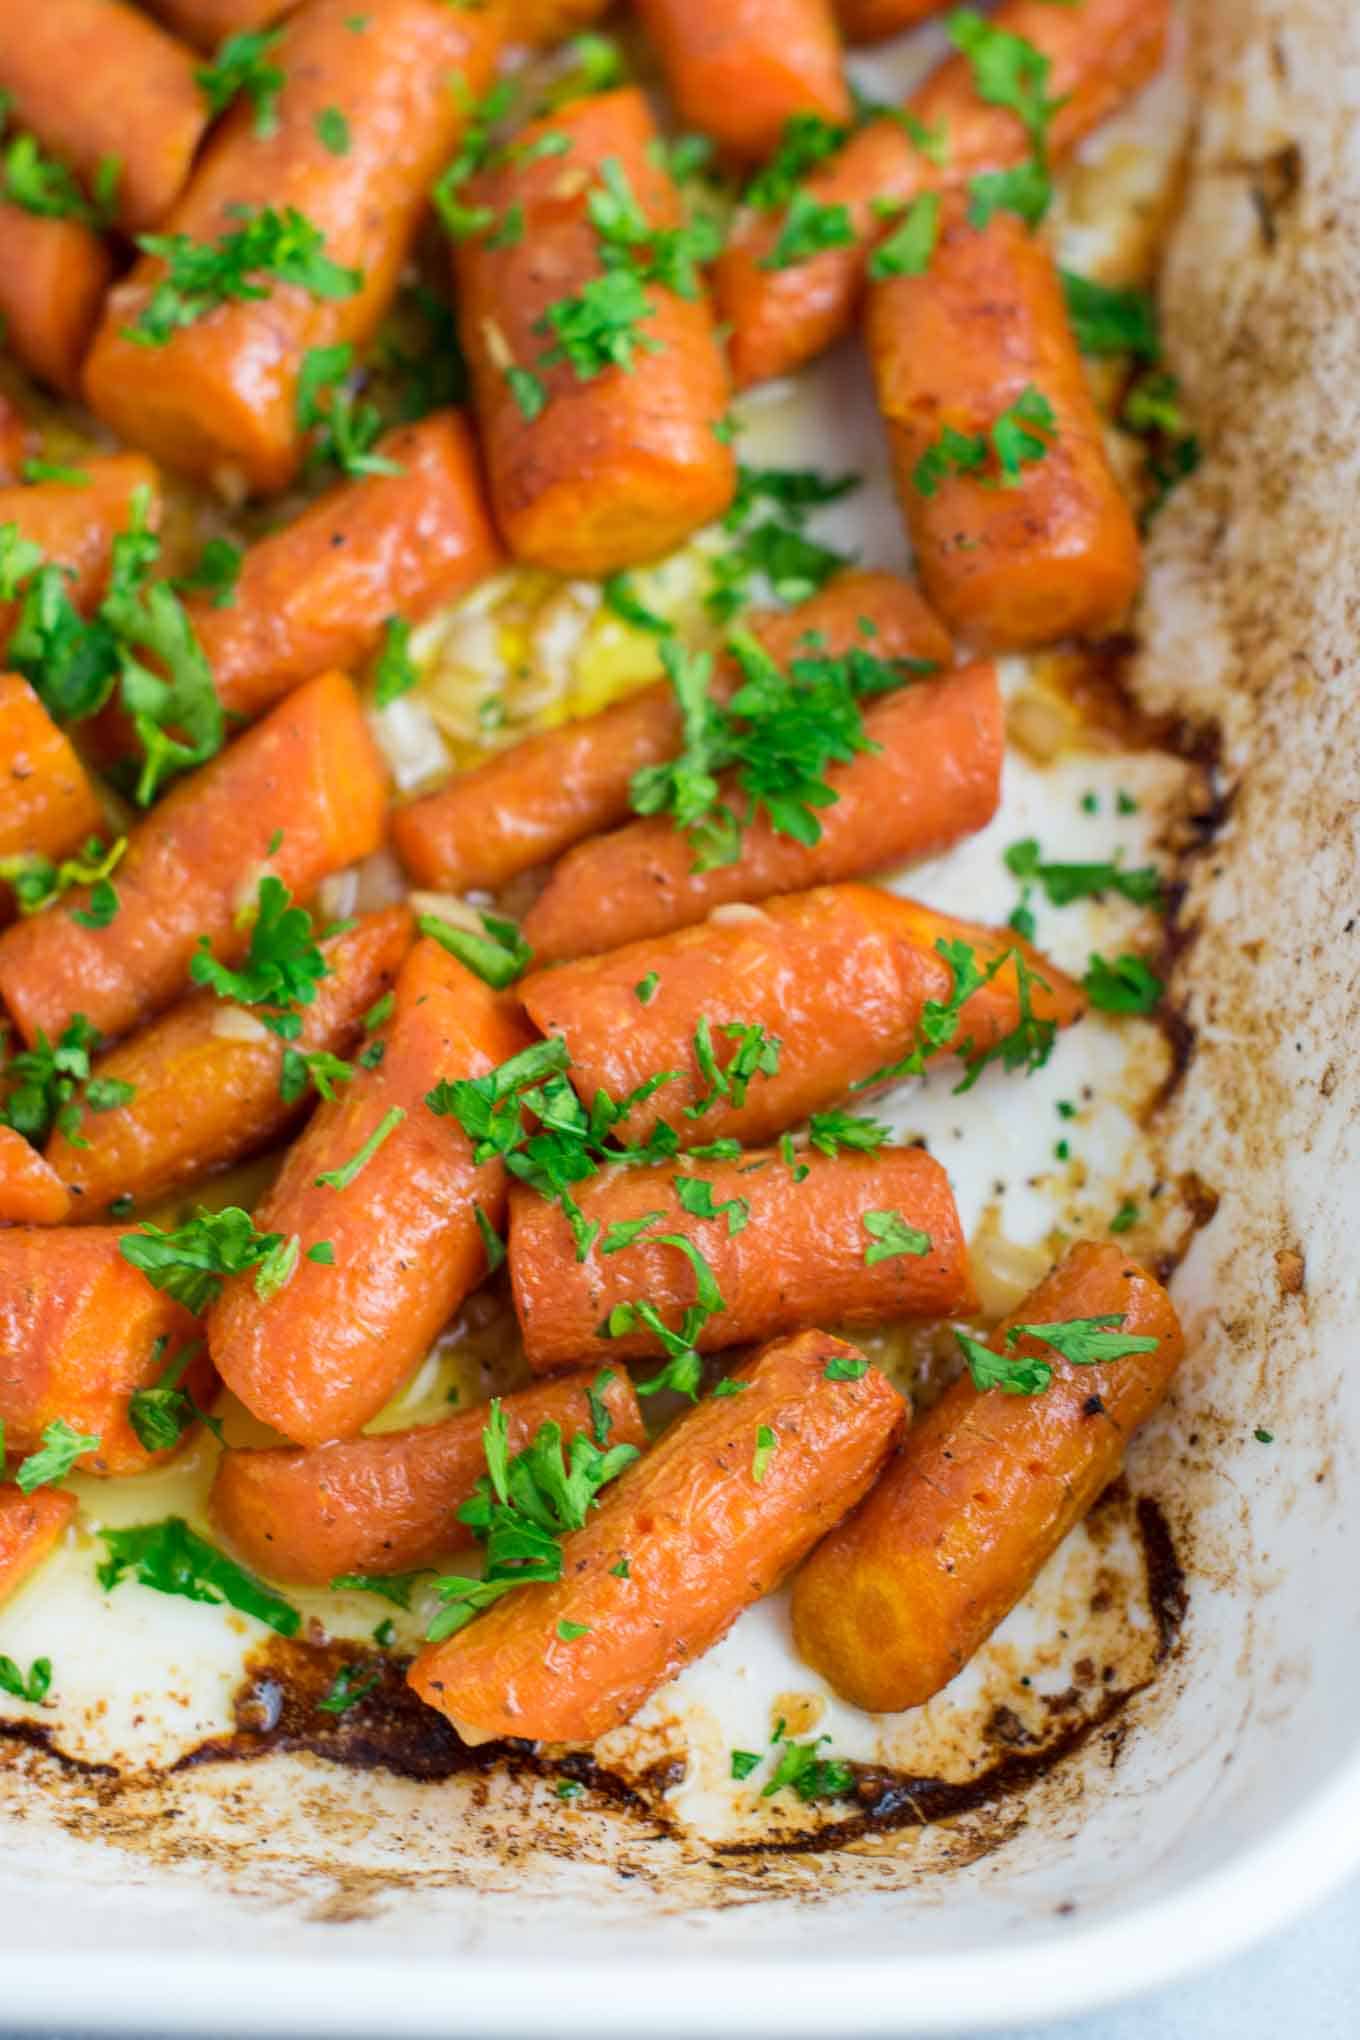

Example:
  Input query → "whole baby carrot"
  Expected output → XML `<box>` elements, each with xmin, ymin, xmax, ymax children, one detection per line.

<box><xmin>0</xmin><ymin>1127</ymin><xmax>71</xmax><ymax>1226</ymax></box>
<box><xmin>0</xmin><ymin>205</ymin><xmax>112</xmax><ymax>396</ymax></box>
<box><xmin>0</xmin><ymin>1485</ymin><xmax>76</xmax><ymax>1604</ymax></box>
<box><xmin>634</xmin><ymin>0</ymin><xmax>852</xmax><ymax>163</ymax></box>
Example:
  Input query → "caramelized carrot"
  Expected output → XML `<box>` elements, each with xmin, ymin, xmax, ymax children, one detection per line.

<box><xmin>0</xmin><ymin>675</ymin><xmax>106</xmax><ymax>884</ymax></box>
<box><xmin>187</xmin><ymin>411</ymin><xmax>502</xmax><ymax>722</ymax></box>
<box><xmin>791</xmin><ymin>1241</ymin><xmax>1185</xmax><ymax>1711</ymax></box>
<box><xmin>0</xmin><ymin>455</ymin><xmax>162</xmax><ymax>641</ymax></box>
<box><xmin>715</xmin><ymin>0</ymin><xmax>1169</xmax><ymax>388</ymax></box>
<box><xmin>391</xmin><ymin>570</ymin><xmax>952</xmax><ymax>894</ymax></box>
<box><xmin>510</xmin><ymin>0</ymin><xmax>611</xmax><ymax>44</ymax></box>
<box><xmin>0</xmin><ymin>1484</ymin><xmax>75</xmax><ymax>1603</ymax></box>
<box><xmin>0</xmin><ymin>1228</ymin><xmax>211</xmax><ymax>1473</ymax></box>
<box><xmin>0</xmin><ymin>0</ymin><xmax>209</xmax><ymax>233</ymax></box>
<box><xmin>44</xmin><ymin>905</ymin><xmax>412</xmax><ymax>1219</ymax></box>
<box><xmin>868</xmin><ymin>206</ymin><xmax>1141</xmax><ymax>649</ymax></box>
<box><xmin>0</xmin><ymin>206</ymin><xmax>112</xmax><ymax>397</ymax></box>
<box><xmin>521</xmin><ymin>660</ymin><xmax>1002</xmax><ymax>962</ymax></box>
<box><xmin>0</xmin><ymin>1128</ymin><xmax>71</xmax><ymax>1226</ymax></box>
<box><xmin>511</xmin><ymin>1146</ymin><xmax>972</xmax><ymax>1374</ymax></box>
<box><xmin>140</xmin><ymin>0</ymin><xmax>298</xmax><ymax>49</ymax></box>
<box><xmin>83</xmin><ymin>0</ymin><xmax>502</xmax><ymax>494</ymax></box>
<box><xmin>0</xmin><ymin>396</ymin><xmax>32</xmax><ymax>483</ymax></box>
<box><xmin>207</xmin><ymin>939</ymin><xmax>531</xmax><ymax>1445</ymax></box>
<box><xmin>834</xmin><ymin>0</ymin><xmax>949</xmax><ymax>41</ymax></box>
<box><xmin>634</xmin><ymin>0</ymin><xmax>852</xmax><ymax>163</ymax></box>
<box><xmin>211</xmin><ymin>1367</ymin><xmax>647</xmax><ymax>1584</ymax></box>
<box><xmin>0</xmin><ymin>669</ymin><xmax>388</xmax><ymax>1047</ymax></box>
<box><xmin>522</xmin><ymin>883</ymin><xmax>1085</xmax><ymax>1149</ymax></box>
<box><xmin>409</xmin><ymin>1328</ymin><xmax>905</xmax><ymax>1744</ymax></box>
<box><xmin>453</xmin><ymin>87</ymin><xmax>735</xmax><ymax>576</ymax></box>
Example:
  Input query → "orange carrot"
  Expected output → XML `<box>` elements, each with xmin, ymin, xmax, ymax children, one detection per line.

<box><xmin>409</xmin><ymin>1327</ymin><xmax>905</xmax><ymax>1745</ymax></box>
<box><xmin>0</xmin><ymin>455</ymin><xmax>162</xmax><ymax>641</ymax></box>
<box><xmin>0</xmin><ymin>1227</ymin><xmax>211</xmax><ymax>1473</ymax></box>
<box><xmin>522</xmin><ymin>882</ymin><xmax>1086</xmax><ymax>1149</ymax></box>
<box><xmin>211</xmin><ymin>1366</ymin><xmax>647</xmax><ymax>1584</ymax></box>
<box><xmin>509</xmin><ymin>0</ymin><xmax>611</xmax><ymax>44</ymax></box>
<box><xmin>0</xmin><ymin>205</ymin><xmax>112</xmax><ymax>397</ymax></box>
<box><xmin>44</xmin><ymin>905</ymin><xmax>412</xmax><ymax>1218</ymax></box>
<box><xmin>140</xmin><ymin>0</ymin><xmax>298</xmax><ymax>49</ymax></box>
<box><xmin>0</xmin><ymin>395</ymin><xmax>32</xmax><ymax>484</ymax></box>
<box><xmin>83</xmin><ymin>0</ymin><xmax>503</xmax><ymax>494</ymax></box>
<box><xmin>0</xmin><ymin>669</ymin><xmax>388</xmax><ymax>1047</ymax></box>
<box><xmin>521</xmin><ymin>659</ymin><xmax>1002</xmax><ymax>962</ymax></box>
<box><xmin>634</xmin><ymin>0</ymin><xmax>852</xmax><ymax>163</ymax></box>
<box><xmin>867</xmin><ymin>205</ymin><xmax>1141</xmax><ymax>649</ymax></box>
<box><xmin>791</xmin><ymin>1241</ymin><xmax>1185</xmax><ymax>1711</ymax></box>
<box><xmin>510</xmin><ymin>1145</ymin><xmax>972</xmax><ymax>1374</ymax></box>
<box><xmin>453</xmin><ymin>87</ymin><xmax>735</xmax><ymax>576</ymax></box>
<box><xmin>0</xmin><ymin>674</ymin><xmax>106</xmax><ymax>893</ymax></box>
<box><xmin>207</xmin><ymin>938</ymin><xmax>531</xmax><ymax>1445</ymax></box>
<box><xmin>0</xmin><ymin>1485</ymin><xmax>76</xmax><ymax>1603</ymax></box>
<box><xmin>0</xmin><ymin>1128</ymin><xmax>71</xmax><ymax>1226</ymax></box>
<box><xmin>391</xmin><ymin>570</ymin><xmax>952</xmax><ymax>895</ymax></box>
<box><xmin>715</xmin><ymin>0</ymin><xmax>1169</xmax><ymax>388</ymax></box>
<box><xmin>834</xmin><ymin>0</ymin><xmax>949</xmax><ymax>41</ymax></box>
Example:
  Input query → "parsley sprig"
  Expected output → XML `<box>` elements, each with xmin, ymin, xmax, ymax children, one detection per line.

<box><xmin>97</xmin><ymin>1517</ymin><xmax>300</xmax><ymax>1636</ymax></box>
<box><xmin>128</xmin><ymin>205</ymin><xmax>361</xmax><ymax>348</ymax></box>
<box><xmin>195</xmin><ymin>28</ymin><xmax>286</xmax><ymax>137</ymax></box>
<box><xmin>189</xmin><ymin>875</ymin><xmax>329</xmax><ymax>1039</ymax></box>
<box><xmin>957</xmin><ymin>1312</ymin><xmax>1159</xmax><ymax>1396</ymax></box>
<box><xmin>118</xmin><ymin>1207</ymin><xmax>297</xmax><ymax>1314</ymax></box>
<box><xmin>0</xmin><ymin>1014</ymin><xmax>130</xmax><ymax>1147</ymax></box>
<box><xmin>854</xmin><ymin>936</ymin><xmax>1057</xmax><ymax>1095</ymax></box>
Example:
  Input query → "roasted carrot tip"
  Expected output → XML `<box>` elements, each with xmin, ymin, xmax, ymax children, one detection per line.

<box><xmin>0</xmin><ymin>1484</ymin><xmax>76</xmax><ymax>1605</ymax></box>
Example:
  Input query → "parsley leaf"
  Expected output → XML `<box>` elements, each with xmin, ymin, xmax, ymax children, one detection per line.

<box><xmin>278</xmin><ymin>1047</ymin><xmax>354</xmax><ymax>1106</ymax></box>
<box><xmin>743</xmin><ymin>113</ymin><xmax>849</xmax><ymax>210</ymax></box>
<box><xmin>913</xmin><ymin>386</ymin><xmax>1056</xmax><ymax>496</ymax></box>
<box><xmin>0</xmin><ymin>1013</ymin><xmax>103</xmax><ymax>1144</ymax></box>
<box><xmin>314</xmin><ymin>1106</ymin><xmax>405</xmax><ymax>1191</ymax></box>
<box><xmin>372</xmin><ymin>613</ymin><xmax>417</xmax><ymax>706</ymax></box>
<box><xmin>957</xmin><ymin>1311</ymin><xmax>1160</xmax><ymax>1396</ymax></box>
<box><xmin>189</xmin><ymin>875</ymin><xmax>328</xmax><ymax>1035</ymax></box>
<box><xmin>97</xmin><ymin>1517</ymin><xmax>300</xmax><ymax>1635</ymax></box>
<box><xmin>0</xmin><ymin>1655</ymin><xmax>51</xmax><ymax>1705</ymax></box>
<box><xmin>0</xmin><ymin>833</ymin><xmax>125</xmax><ymax>920</ymax></box>
<box><xmin>762</xmin><ymin>189</ymin><xmax>853</xmax><ymax>270</ymax></box>
<box><xmin>317</xmin><ymin>1664</ymin><xmax>381</xmax><ymax>1714</ymax></box>
<box><xmin>118</xmin><ymin>1206</ymin><xmax>293</xmax><ymax>1313</ymax></box>
<box><xmin>535</xmin><ymin>266</ymin><xmax>659</xmax><ymax>380</ymax></box>
<box><xmin>418</xmin><ymin>908</ymin><xmax>532</xmax><ymax>990</ymax></box>
<box><xmin>1004</xmin><ymin>839</ymin><xmax>1163</xmax><ymax>910</ymax></box>
<box><xmin>853</xmin><ymin>937</ymin><xmax>1055</xmax><ymax>1094</ymax></box>
<box><xmin>296</xmin><ymin>342</ymin><xmax>400</xmax><ymax>479</ymax></box>
<box><xmin>128</xmin><ymin>1338</ymin><xmax>207</xmax><ymax>1454</ymax></box>
<box><xmin>195</xmin><ymin>27</ymin><xmax>285</xmax><ymax>136</ymax></box>
<box><xmin>862</xmin><ymin>1210</ymin><xmax>931</xmax><ymax>1263</ymax></box>
<box><xmin>806</xmin><ymin>1109</ymin><xmax>889</xmax><ymax>1158</ymax></box>
<box><xmin>176</xmin><ymin>537</ymin><xmax>243</xmax><ymax>607</ymax></box>
<box><xmin>673</xmin><ymin>1174</ymin><xmax>750</xmax><ymax>1235</ymax></box>
<box><xmin>761</xmin><ymin>1730</ymin><xmax>857</xmax><ymax>1804</ymax></box>
<box><xmin>948</xmin><ymin>7</ymin><xmax>1059</xmax><ymax>226</ymax></box>
<box><xmin>329</xmin><ymin>1570</ymin><xmax>432</xmax><ymax>1608</ymax></box>
<box><xmin>824</xmin><ymin>1355</ymin><xmax>869</xmax><ymax>1381</ymax></box>
<box><xmin>688</xmin><ymin>1015</ymin><xmax>782</xmax><ymax>1116</ymax></box>
<box><xmin>1083</xmin><ymin>952</ymin><xmax>1163</xmax><ymax>1014</ymax></box>
<box><xmin>867</xmin><ymin>191</ymin><xmax>940</xmax><ymax>281</ymax></box>
<box><xmin>128</xmin><ymin>206</ymin><xmax>362</xmax><ymax>347</ymax></box>
<box><xmin>1060</xmin><ymin>270</ymin><xmax>1160</xmax><ymax>360</ymax></box>
<box><xmin>751</xmin><ymin>1424</ymin><xmax>777</xmax><ymax>1483</ymax></box>
<box><xmin>15</xmin><ymin>1418</ymin><xmax>100</xmax><ymax>1492</ymax></box>
<box><xmin>315</xmin><ymin>106</ymin><xmax>351</xmax><ymax>156</ymax></box>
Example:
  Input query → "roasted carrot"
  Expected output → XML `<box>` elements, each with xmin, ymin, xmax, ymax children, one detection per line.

<box><xmin>207</xmin><ymin>938</ymin><xmax>531</xmax><ymax>1445</ymax></box>
<box><xmin>0</xmin><ymin>1228</ymin><xmax>211</xmax><ymax>1473</ymax></box>
<box><xmin>453</xmin><ymin>87</ymin><xmax>735</xmax><ymax>576</ymax></box>
<box><xmin>0</xmin><ymin>0</ymin><xmax>209</xmax><ymax>233</ymax></box>
<box><xmin>211</xmin><ymin>1367</ymin><xmax>647</xmax><ymax>1584</ymax></box>
<box><xmin>522</xmin><ymin>883</ymin><xmax>1085</xmax><ymax>1149</ymax></box>
<box><xmin>0</xmin><ymin>1484</ymin><xmax>76</xmax><ymax>1603</ymax></box>
<box><xmin>521</xmin><ymin>659</ymin><xmax>1002</xmax><ymax>962</ymax></box>
<box><xmin>0</xmin><ymin>669</ymin><xmax>388</xmax><ymax>1047</ymax></box>
<box><xmin>83</xmin><ymin>0</ymin><xmax>503</xmax><ymax>495</ymax></box>
<box><xmin>391</xmin><ymin>570</ymin><xmax>952</xmax><ymax>894</ymax></box>
<box><xmin>868</xmin><ymin>206</ymin><xmax>1141</xmax><ymax>649</ymax></box>
<box><xmin>715</xmin><ymin>0</ymin><xmax>1169</xmax><ymax>388</ymax></box>
<box><xmin>834</xmin><ymin>0</ymin><xmax>949</xmax><ymax>41</ymax></box>
<box><xmin>0</xmin><ymin>455</ymin><xmax>162</xmax><ymax>642</ymax></box>
<box><xmin>140</xmin><ymin>0</ymin><xmax>298</xmax><ymax>49</ymax></box>
<box><xmin>0</xmin><ymin>675</ymin><xmax>106</xmax><ymax>883</ymax></box>
<box><xmin>0</xmin><ymin>396</ymin><xmax>32</xmax><ymax>484</ymax></box>
<box><xmin>409</xmin><ymin>1327</ymin><xmax>905</xmax><ymax>1744</ymax></box>
<box><xmin>510</xmin><ymin>0</ymin><xmax>611</xmax><ymax>44</ymax></box>
<box><xmin>44</xmin><ymin>905</ymin><xmax>412</xmax><ymax>1219</ymax></box>
<box><xmin>510</xmin><ymin>1146</ymin><xmax>972</xmax><ymax>1374</ymax></box>
<box><xmin>0</xmin><ymin>206</ymin><xmax>112</xmax><ymax>398</ymax></box>
<box><xmin>791</xmin><ymin>1241</ymin><xmax>1185</xmax><ymax>1711</ymax></box>
<box><xmin>0</xmin><ymin>1128</ymin><xmax>71</xmax><ymax>1227</ymax></box>
<box><xmin>188</xmin><ymin>412</ymin><xmax>502</xmax><ymax>723</ymax></box>
<box><xmin>634</xmin><ymin>0</ymin><xmax>852</xmax><ymax>163</ymax></box>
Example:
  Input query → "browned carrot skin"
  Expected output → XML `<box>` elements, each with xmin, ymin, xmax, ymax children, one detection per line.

<box><xmin>0</xmin><ymin>205</ymin><xmax>112</xmax><ymax>397</ymax></box>
<box><xmin>715</xmin><ymin>0</ymin><xmax>1170</xmax><ymax>389</ymax></box>
<box><xmin>207</xmin><ymin>939</ymin><xmax>531</xmax><ymax>1446</ymax></box>
<box><xmin>834</xmin><ymin>0</ymin><xmax>949</xmax><ymax>41</ymax></box>
<box><xmin>0</xmin><ymin>1128</ymin><xmax>71</xmax><ymax>1226</ymax></box>
<box><xmin>510</xmin><ymin>1145</ymin><xmax>972</xmax><ymax>1374</ymax></box>
<box><xmin>84</xmin><ymin>0</ymin><xmax>503</xmax><ymax>495</ymax></box>
<box><xmin>391</xmin><ymin>570</ymin><xmax>953</xmax><ymax>895</ymax></box>
<box><xmin>409</xmin><ymin>1328</ymin><xmax>905</xmax><ymax>1745</ymax></box>
<box><xmin>0</xmin><ymin>0</ymin><xmax>208</xmax><ymax>233</ymax></box>
<box><xmin>521</xmin><ymin>883</ymin><xmax>1086</xmax><ymax>1150</ymax></box>
<box><xmin>44</xmin><ymin>905</ymin><xmax>412</xmax><ymax>1218</ymax></box>
<box><xmin>521</xmin><ymin>659</ymin><xmax>1002</xmax><ymax>963</ymax></box>
<box><xmin>792</xmin><ymin>1242</ymin><xmax>1185</xmax><ymax>1712</ymax></box>
<box><xmin>0</xmin><ymin>669</ymin><xmax>389</xmax><ymax>1048</ymax></box>
<box><xmin>867</xmin><ymin>207</ymin><xmax>1141</xmax><ymax>650</ymax></box>
<box><xmin>0</xmin><ymin>1485</ymin><xmax>76</xmax><ymax>1602</ymax></box>
<box><xmin>0</xmin><ymin>675</ymin><xmax>106</xmax><ymax>898</ymax></box>
<box><xmin>140</xmin><ymin>0</ymin><xmax>298</xmax><ymax>49</ymax></box>
<box><xmin>0</xmin><ymin>456</ymin><xmax>163</xmax><ymax>643</ymax></box>
<box><xmin>211</xmin><ymin>1367</ymin><xmax>647</xmax><ymax>1585</ymax></box>
<box><xmin>453</xmin><ymin>87</ymin><xmax>736</xmax><ymax>576</ymax></box>
<box><xmin>634</xmin><ymin>0</ymin><xmax>852</xmax><ymax>163</ymax></box>
<box><xmin>0</xmin><ymin>1228</ymin><xmax>211</xmax><ymax>1473</ymax></box>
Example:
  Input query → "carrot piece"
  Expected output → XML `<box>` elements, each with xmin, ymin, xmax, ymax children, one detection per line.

<box><xmin>44</xmin><ymin>905</ymin><xmax>412</xmax><ymax>1219</ymax></box>
<box><xmin>206</xmin><ymin>938</ymin><xmax>532</xmax><ymax>1445</ymax></box>
<box><xmin>0</xmin><ymin>205</ymin><xmax>112</xmax><ymax>397</ymax></box>
<box><xmin>0</xmin><ymin>674</ymin><xmax>106</xmax><ymax>888</ymax></box>
<box><xmin>211</xmin><ymin>1367</ymin><xmax>647</xmax><ymax>1585</ymax></box>
<box><xmin>0</xmin><ymin>0</ymin><xmax>209</xmax><ymax>233</ymax></box>
<box><xmin>0</xmin><ymin>395</ymin><xmax>32</xmax><ymax>484</ymax></box>
<box><xmin>0</xmin><ymin>669</ymin><xmax>389</xmax><ymax>1047</ymax></box>
<box><xmin>0</xmin><ymin>455</ymin><xmax>163</xmax><ymax>643</ymax></box>
<box><xmin>453</xmin><ymin>87</ymin><xmax>735</xmax><ymax>576</ymax></box>
<box><xmin>391</xmin><ymin>570</ymin><xmax>952</xmax><ymax>895</ymax></box>
<box><xmin>139</xmin><ymin>0</ymin><xmax>298</xmax><ymax>50</ymax></box>
<box><xmin>508</xmin><ymin>0</ymin><xmax>612</xmax><ymax>45</ymax></box>
<box><xmin>634</xmin><ymin>0</ymin><xmax>852</xmax><ymax>163</ymax></box>
<box><xmin>0</xmin><ymin>1128</ymin><xmax>71</xmax><ymax>1226</ymax></box>
<box><xmin>0</xmin><ymin>1228</ymin><xmax>211</xmax><ymax>1473</ymax></box>
<box><xmin>0</xmin><ymin>1485</ymin><xmax>75</xmax><ymax>1603</ymax></box>
<box><xmin>715</xmin><ymin>0</ymin><xmax>1170</xmax><ymax>389</ymax></box>
<box><xmin>522</xmin><ymin>882</ymin><xmax>1086</xmax><ymax>1149</ymax></box>
<box><xmin>868</xmin><ymin>207</ymin><xmax>1141</xmax><ymax>650</ymax></box>
<box><xmin>186</xmin><ymin>411</ymin><xmax>502</xmax><ymax>723</ymax></box>
<box><xmin>791</xmin><ymin>1241</ymin><xmax>1185</xmax><ymax>1711</ymax></box>
<box><xmin>83</xmin><ymin>0</ymin><xmax>503</xmax><ymax>495</ymax></box>
<box><xmin>409</xmin><ymin>1327</ymin><xmax>905</xmax><ymax>1744</ymax></box>
<box><xmin>511</xmin><ymin>1145</ymin><xmax>972</xmax><ymax>1375</ymax></box>
<box><xmin>834</xmin><ymin>0</ymin><xmax>949</xmax><ymax>42</ymax></box>
<box><xmin>520</xmin><ymin>659</ymin><xmax>1002</xmax><ymax>963</ymax></box>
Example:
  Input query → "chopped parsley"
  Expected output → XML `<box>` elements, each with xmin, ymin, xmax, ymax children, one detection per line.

<box><xmin>1004</xmin><ymin>839</ymin><xmax>1163</xmax><ymax>911</ymax></box>
<box><xmin>760</xmin><ymin>1728</ymin><xmax>857</xmax><ymax>1804</ymax></box>
<box><xmin>175</xmin><ymin>536</ymin><xmax>242</xmax><ymax>607</ymax></box>
<box><xmin>1060</xmin><ymin>271</ymin><xmax>1160</xmax><ymax>360</ymax></box>
<box><xmin>297</xmin><ymin>342</ymin><xmax>400</xmax><ymax>479</ymax></box>
<box><xmin>556</xmin><ymin>1618</ymin><xmax>590</xmax><ymax>1642</ymax></box>
<box><xmin>743</xmin><ymin>113</ymin><xmax>849</xmax><ymax>211</ymax></box>
<box><xmin>957</xmin><ymin>1312</ymin><xmax>1159</xmax><ymax>1396</ymax></box>
<box><xmin>317</xmin><ymin>1664</ymin><xmax>381</xmax><ymax>1714</ymax></box>
<box><xmin>278</xmin><ymin>1048</ymin><xmax>354</xmax><ymax>1106</ymax></box>
<box><xmin>418</xmin><ymin>908</ymin><xmax>531</xmax><ymax>990</ymax></box>
<box><xmin>673</xmin><ymin>1174</ymin><xmax>750</xmax><ymax>1235</ymax></box>
<box><xmin>0</xmin><ymin>1013</ymin><xmax>106</xmax><ymax>1145</ymax></box>
<box><xmin>688</xmin><ymin>1015</ymin><xmax>782</xmax><ymax>1116</ymax></box>
<box><xmin>1083</xmin><ymin>952</ymin><xmax>1163</xmax><ymax>1014</ymax></box>
<box><xmin>806</xmin><ymin>1109</ymin><xmax>890</xmax><ymax>1158</ymax></box>
<box><xmin>0</xmin><ymin>833</ymin><xmax>125</xmax><ymax>920</ymax></box>
<box><xmin>948</xmin><ymin>7</ymin><xmax>1060</xmax><ymax>227</ymax></box>
<box><xmin>634</xmin><ymin>971</ymin><xmax>660</xmax><ymax>1005</ymax></box>
<box><xmin>314</xmin><ymin>106</ymin><xmax>351</xmax><ymax>156</ymax></box>
<box><xmin>371</xmin><ymin>613</ymin><xmax>417</xmax><ymax>706</ymax></box>
<box><xmin>128</xmin><ymin>206</ymin><xmax>362</xmax><ymax>348</ymax></box>
<box><xmin>1</xmin><ymin>122</ymin><xmax>118</xmax><ymax>227</ymax></box>
<box><xmin>329</xmin><ymin>1569</ymin><xmax>431</xmax><ymax>1608</ymax></box>
<box><xmin>97</xmin><ymin>1517</ymin><xmax>300</xmax><ymax>1635</ymax></box>
<box><xmin>314</xmin><ymin>1106</ymin><xmax>405</xmax><ymax>1191</ymax></box>
<box><xmin>824</xmin><ymin>1355</ymin><xmax>869</xmax><ymax>1381</ymax></box>
<box><xmin>867</xmin><ymin>191</ymin><xmax>940</xmax><ymax>282</ymax></box>
<box><xmin>862</xmin><ymin>1210</ymin><xmax>931</xmax><ymax>1264</ymax></box>
<box><xmin>118</xmin><ymin>1206</ymin><xmax>295</xmax><ymax>1313</ymax></box>
<box><xmin>190</xmin><ymin>875</ymin><xmax>328</xmax><ymax>1038</ymax></box>
<box><xmin>913</xmin><ymin>385</ymin><xmax>1056</xmax><ymax>496</ymax></box>
<box><xmin>128</xmin><ymin>1338</ymin><xmax>208</xmax><ymax>1454</ymax></box>
<box><xmin>0</xmin><ymin>1655</ymin><xmax>51</xmax><ymax>1705</ymax></box>
<box><xmin>606</xmin><ymin>1232</ymin><xmax>726</xmax><ymax>1399</ymax></box>
<box><xmin>751</xmin><ymin>1425</ymin><xmax>777</xmax><ymax>1484</ymax></box>
<box><xmin>14</xmin><ymin>1418</ymin><xmax>100</xmax><ymax>1492</ymax></box>
<box><xmin>854</xmin><ymin>936</ymin><xmax>1056</xmax><ymax>1095</ymax></box>
<box><xmin>195</xmin><ymin>28</ymin><xmax>286</xmax><ymax>136</ymax></box>
<box><xmin>762</xmin><ymin>190</ymin><xmax>853</xmax><ymax>270</ymax></box>
<box><xmin>1109</xmin><ymin>1198</ymin><xmax>1140</xmax><ymax>1234</ymax></box>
